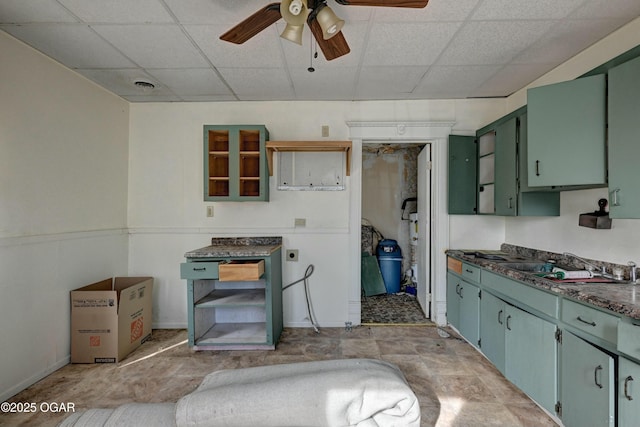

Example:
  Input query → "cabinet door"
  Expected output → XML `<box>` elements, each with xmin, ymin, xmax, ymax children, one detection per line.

<box><xmin>446</xmin><ymin>272</ymin><xmax>461</xmax><ymax>329</ymax></box>
<box><xmin>527</xmin><ymin>74</ymin><xmax>606</xmax><ymax>187</ymax></box>
<box><xmin>608</xmin><ymin>55</ymin><xmax>640</xmax><ymax>218</ymax></box>
<box><xmin>505</xmin><ymin>305</ymin><xmax>557</xmax><ymax>414</ymax></box>
<box><xmin>619</xmin><ymin>357</ymin><xmax>640</xmax><ymax>427</ymax></box>
<box><xmin>479</xmin><ymin>291</ymin><xmax>506</xmax><ymax>373</ymax></box>
<box><xmin>494</xmin><ymin>118</ymin><xmax>517</xmax><ymax>216</ymax></box>
<box><xmin>204</xmin><ymin>125</ymin><xmax>269</xmax><ymax>201</ymax></box>
<box><xmin>448</xmin><ymin>135</ymin><xmax>477</xmax><ymax>214</ymax></box>
<box><xmin>458</xmin><ymin>281</ymin><xmax>479</xmax><ymax>347</ymax></box>
<box><xmin>560</xmin><ymin>331</ymin><xmax>614</xmax><ymax>427</ymax></box>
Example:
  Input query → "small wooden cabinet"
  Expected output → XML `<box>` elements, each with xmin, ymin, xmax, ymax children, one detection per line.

<box><xmin>204</xmin><ymin>125</ymin><xmax>269</xmax><ymax>201</ymax></box>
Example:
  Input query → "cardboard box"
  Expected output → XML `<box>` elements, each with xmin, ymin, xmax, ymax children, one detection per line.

<box><xmin>70</xmin><ymin>277</ymin><xmax>153</xmax><ymax>363</ymax></box>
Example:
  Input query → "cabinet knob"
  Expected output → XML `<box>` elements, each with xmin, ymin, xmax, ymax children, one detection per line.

<box><xmin>535</xmin><ymin>160</ymin><xmax>541</xmax><ymax>176</ymax></box>
<box><xmin>594</xmin><ymin>365</ymin><xmax>603</xmax><ymax>389</ymax></box>
<box><xmin>611</xmin><ymin>188</ymin><xmax>621</xmax><ymax>207</ymax></box>
<box><xmin>625</xmin><ymin>376</ymin><xmax>634</xmax><ymax>401</ymax></box>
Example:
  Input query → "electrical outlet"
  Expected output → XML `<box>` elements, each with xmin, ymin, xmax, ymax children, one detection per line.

<box><xmin>321</xmin><ymin>125</ymin><xmax>329</xmax><ymax>137</ymax></box>
<box><xmin>286</xmin><ymin>249</ymin><xmax>299</xmax><ymax>262</ymax></box>
<box><xmin>206</xmin><ymin>206</ymin><xmax>214</xmax><ymax>217</ymax></box>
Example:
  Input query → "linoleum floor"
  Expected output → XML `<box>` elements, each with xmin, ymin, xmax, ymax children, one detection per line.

<box><xmin>2</xmin><ymin>326</ymin><xmax>559</xmax><ymax>427</ymax></box>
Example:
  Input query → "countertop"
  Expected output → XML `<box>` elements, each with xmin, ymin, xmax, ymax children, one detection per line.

<box><xmin>184</xmin><ymin>237</ymin><xmax>282</xmax><ymax>258</ymax></box>
<box><xmin>447</xmin><ymin>245</ymin><xmax>640</xmax><ymax>321</ymax></box>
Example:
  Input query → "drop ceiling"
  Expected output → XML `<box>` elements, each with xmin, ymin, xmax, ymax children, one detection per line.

<box><xmin>1</xmin><ymin>0</ymin><xmax>639</xmax><ymax>102</ymax></box>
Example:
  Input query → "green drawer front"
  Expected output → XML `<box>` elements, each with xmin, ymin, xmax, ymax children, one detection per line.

<box><xmin>618</xmin><ymin>321</ymin><xmax>640</xmax><ymax>360</ymax></box>
<box><xmin>562</xmin><ymin>299</ymin><xmax>619</xmax><ymax>345</ymax></box>
<box><xmin>482</xmin><ymin>271</ymin><xmax>558</xmax><ymax>318</ymax></box>
<box><xmin>180</xmin><ymin>262</ymin><xmax>219</xmax><ymax>279</ymax></box>
<box><xmin>461</xmin><ymin>263</ymin><xmax>481</xmax><ymax>283</ymax></box>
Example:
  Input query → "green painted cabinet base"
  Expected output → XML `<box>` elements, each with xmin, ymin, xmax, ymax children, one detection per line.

<box><xmin>181</xmin><ymin>249</ymin><xmax>282</xmax><ymax>350</ymax></box>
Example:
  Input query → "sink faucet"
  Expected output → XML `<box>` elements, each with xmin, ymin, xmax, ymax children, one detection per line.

<box><xmin>562</xmin><ymin>252</ymin><xmax>611</xmax><ymax>278</ymax></box>
<box><xmin>629</xmin><ymin>261</ymin><xmax>638</xmax><ymax>283</ymax></box>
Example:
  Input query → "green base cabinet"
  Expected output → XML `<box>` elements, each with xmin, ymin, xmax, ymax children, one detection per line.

<box><xmin>618</xmin><ymin>357</ymin><xmax>640</xmax><ymax>427</ymax></box>
<box><xmin>204</xmin><ymin>125</ymin><xmax>269</xmax><ymax>202</ymax></box>
<box><xmin>527</xmin><ymin>75</ymin><xmax>606</xmax><ymax>188</ymax></box>
<box><xmin>180</xmin><ymin>249</ymin><xmax>282</xmax><ymax>350</ymax></box>
<box><xmin>608</xmin><ymin>55</ymin><xmax>640</xmax><ymax>218</ymax></box>
<box><xmin>446</xmin><ymin>271</ymin><xmax>480</xmax><ymax>347</ymax></box>
<box><xmin>559</xmin><ymin>330</ymin><xmax>614</xmax><ymax>427</ymax></box>
<box><xmin>479</xmin><ymin>291</ymin><xmax>506</xmax><ymax>373</ymax></box>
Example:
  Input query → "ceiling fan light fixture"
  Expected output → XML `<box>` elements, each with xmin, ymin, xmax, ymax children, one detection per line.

<box><xmin>280</xmin><ymin>23</ymin><xmax>304</xmax><ymax>45</ymax></box>
<box><xmin>281</xmin><ymin>0</ymin><xmax>309</xmax><ymax>26</ymax></box>
<box><xmin>315</xmin><ymin>4</ymin><xmax>344</xmax><ymax>40</ymax></box>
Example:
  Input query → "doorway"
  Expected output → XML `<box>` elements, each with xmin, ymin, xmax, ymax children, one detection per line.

<box><xmin>360</xmin><ymin>142</ymin><xmax>432</xmax><ymax>324</ymax></box>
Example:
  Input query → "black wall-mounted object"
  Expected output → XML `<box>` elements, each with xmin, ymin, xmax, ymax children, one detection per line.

<box><xmin>579</xmin><ymin>198</ymin><xmax>612</xmax><ymax>229</ymax></box>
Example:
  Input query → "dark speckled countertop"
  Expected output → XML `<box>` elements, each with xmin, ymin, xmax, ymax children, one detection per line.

<box><xmin>447</xmin><ymin>244</ymin><xmax>640</xmax><ymax>321</ymax></box>
<box><xmin>184</xmin><ymin>237</ymin><xmax>282</xmax><ymax>258</ymax></box>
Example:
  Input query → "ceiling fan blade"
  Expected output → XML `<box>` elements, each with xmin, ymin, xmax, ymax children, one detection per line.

<box><xmin>334</xmin><ymin>0</ymin><xmax>428</xmax><ymax>7</ymax></box>
<box><xmin>220</xmin><ymin>3</ymin><xmax>282</xmax><ymax>44</ymax></box>
<box><xmin>308</xmin><ymin>18</ymin><xmax>350</xmax><ymax>61</ymax></box>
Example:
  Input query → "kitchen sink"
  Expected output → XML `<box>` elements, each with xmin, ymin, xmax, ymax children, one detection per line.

<box><xmin>498</xmin><ymin>262</ymin><xmax>550</xmax><ymax>273</ymax></box>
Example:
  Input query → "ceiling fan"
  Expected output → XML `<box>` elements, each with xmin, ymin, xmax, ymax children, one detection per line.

<box><xmin>220</xmin><ymin>0</ymin><xmax>429</xmax><ymax>61</ymax></box>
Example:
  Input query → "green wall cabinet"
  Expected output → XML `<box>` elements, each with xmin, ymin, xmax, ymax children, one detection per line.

<box><xmin>527</xmin><ymin>75</ymin><xmax>607</xmax><ymax>188</ymax></box>
<box><xmin>448</xmin><ymin>135</ymin><xmax>477</xmax><ymax>214</ymax></box>
<box><xmin>608</xmin><ymin>55</ymin><xmax>640</xmax><ymax>218</ymax></box>
<box><xmin>204</xmin><ymin>125</ymin><xmax>269</xmax><ymax>201</ymax></box>
<box><xmin>560</xmin><ymin>330</ymin><xmax>614</xmax><ymax>427</ymax></box>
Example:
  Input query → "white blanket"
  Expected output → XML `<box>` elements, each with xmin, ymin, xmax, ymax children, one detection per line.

<box><xmin>60</xmin><ymin>359</ymin><xmax>420</xmax><ymax>427</ymax></box>
<box><xmin>176</xmin><ymin>359</ymin><xmax>420</xmax><ymax>427</ymax></box>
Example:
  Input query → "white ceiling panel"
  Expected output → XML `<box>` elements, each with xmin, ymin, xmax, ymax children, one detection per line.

<box><xmin>92</xmin><ymin>24</ymin><xmax>208</xmax><ymax>68</ymax></box>
<box><xmin>186</xmin><ymin>24</ymin><xmax>285</xmax><ymax>68</ymax></box>
<box><xmin>1</xmin><ymin>24</ymin><xmax>136</xmax><ymax>68</ymax></box>
<box><xmin>58</xmin><ymin>0</ymin><xmax>173</xmax><ymax>23</ymax></box>
<box><xmin>362</xmin><ymin>22</ymin><xmax>462</xmax><ymax>66</ymax></box>
<box><xmin>147</xmin><ymin>68</ymin><xmax>232</xmax><ymax>96</ymax></box>
<box><xmin>2</xmin><ymin>0</ymin><xmax>639</xmax><ymax>102</ymax></box>
<box><xmin>0</xmin><ymin>0</ymin><xmax>77</xmax><ymax>23</ymax></box>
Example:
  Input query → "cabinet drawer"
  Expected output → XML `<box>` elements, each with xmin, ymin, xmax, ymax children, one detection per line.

<box><xmin>562</xmin><ymin>299</ymin><xmax>619</xmax><ymax>344</ymax></box>
<box><xmin>219</xmin><ymin>260</ymin><xmax>265</xmax><ymax>281</ymax></box>
<box><xmin>482</xmin><ymin>271</ymin><xmax>558</xmax><ymax>318</ymax></box>
<box><xmin>461</xmin><ymin>263</ymin><xmax>481</xmax><ymax>283</ymax></box>
<box><xmin>618</xmin><ymin>321</ymin><xmax>640</xmax><ymax>360</ymax></box>
<box><xmin>447</xmin><ymin>257</ymin><xmax>462</xmax><ymax>274</ymax></box>
<box><xmin>180</xmin><ymin>262</ymin><xmax>219</xmax><ymax>280</ymax></box>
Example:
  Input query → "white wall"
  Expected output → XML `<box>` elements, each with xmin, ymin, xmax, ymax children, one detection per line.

<box><xmin>503</xmin><ymin>17</ymin><xmax>640</xmax><ymax>265</ymax></box>
<box><xmin>128</xmin><ymin>99</ymin><xmax>505</xmax><ymax>329</ymax></box>
<box><xmin>0</xmin><ymin>33</ymin><xmax>130</xmax><ymax>401</ymax></box>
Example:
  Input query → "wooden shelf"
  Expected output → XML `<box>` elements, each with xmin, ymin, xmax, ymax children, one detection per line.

<box><xmin>266</xmin><ymin>141</ymin><xmax>352</xmax><ymax>176</ymax></box>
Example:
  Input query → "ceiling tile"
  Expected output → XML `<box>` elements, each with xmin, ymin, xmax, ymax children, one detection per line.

<box><xmin>146</xmin><ymin>68</ymin><xmax>232</xmax><ymax>96</ymax></box>
<box><xmin>371</xmin><ymin>0</ymin><xmax>480</xmax><ymax>22</ymax></box>
<box><xmin>92</xmin><ymin>24</ymin><xmax>208</xmax><ymax>68</ymax></box>
<box><xmin>58</xmin><ymin>0</ymin><xmax>173</xmax><ymax>23</ymax></box>
<box><xmin>469</xmin><ymin>63</ymin><xmax>554</xmax><ymax>97</ymax></box>
<box><xmin>513</xmin><ymin>18</ymin><xmax>628</xmax><ymax>65</ymax></box>
<box><xmin>413</xmin><ymin>65</ymin><xmax>503</xmax><ymax>98</ymax></box>
<box><xmin>471</xmin><ymin>0</ymin><xmax>585</xmax><ymax>20</ymax></box>
<box><xmin>217</xmin><ymin>68</ymin><xmax>295</xmax><ymax>101</ymax></box>
<box><xmin>363</xmin><ymin>22</ymin><xmax>462</xmax><ymax>66</ymax></box>
<box><xmin>290</xmin><ymin>66</ymin><xmax>357</xmax><ymax>100</ymax></box>
<box><xmin>164</xmin><ymin>0</ymin><xmax>277</xmax><ymax>25</ymax></box>
<box><xmin>0</xmin><ymin>0</ymin><xmax>77</xmax><ymax>23</ymax></box>
<box><xmin>569</xmin><ymin>0</ymin><xmax>640</xmax><ymax>19</ymax></box>
<box><xmin>185</xmin><ymin>24</ymin><xmax>284</xmax><ymax>68</ymax></box>
<box><xmin>436</xmin><ymin>20</ymin><xmax>555</xmax><ymax>66</ymax></box>
<box><xmin>356</xmin><ymin>66</ymin><xmax>427</xmax><ymax>99</ymax></box>
<box><xmin>75</xmin><ymin>68</ymin><xmax>173</xmax><ymax>96</ymax></box>
<box><xmin>1</xmin><ymin>24</ymin><xmax>135</xmax><ymax>68</ymax></box>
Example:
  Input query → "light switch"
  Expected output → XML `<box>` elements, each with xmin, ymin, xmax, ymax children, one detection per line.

<box><xmin>206</xmin><ymin>206</ymin><xmax>214</xmax><ymax>217</ymax></box>
<box><xmin>321</xmin><ymin>125</ymin><xmax>329</xmax><ymax>137</ymax></box>
<box><xmin>295</xmin><ymin>218</ymin><xmax>306</xmax><ymax>227</ymax></box>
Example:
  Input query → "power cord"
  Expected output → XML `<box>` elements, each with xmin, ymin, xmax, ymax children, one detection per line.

<box><xmin>283</xmin><ymin>265</ymin><xmax>320</xmax><ymax>333</ymax></box>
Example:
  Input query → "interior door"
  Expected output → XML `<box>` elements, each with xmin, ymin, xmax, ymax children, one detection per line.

<box><xmin>417</xmin><ymin>145</ymin><xmax>431</xmax><ymax>316</ymax></box>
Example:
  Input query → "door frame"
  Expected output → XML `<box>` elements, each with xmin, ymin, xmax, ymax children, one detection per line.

<box><xmin>347</xmin><ymin>121</ymin><xmax>454</xmax><ymax>326</ymax></box>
